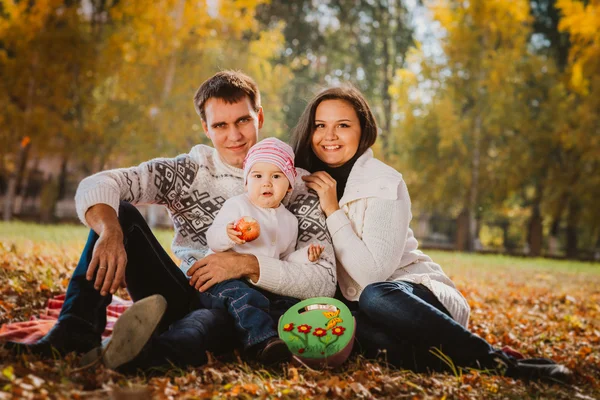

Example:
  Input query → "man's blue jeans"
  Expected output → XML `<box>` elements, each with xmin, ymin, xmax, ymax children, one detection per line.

<box><xmin>57</xmin><ymin>201</ymin><xmax>293</xmax><ymax>367</ymax></box>
<box><xmin>199</xmin><ymin>279</ymin><xmax>298</xmax><ymax>349</ymax></box>
<box><xmin>348</xmin><ymin>281</ymin><xmax>498</xmax><ymax>372</ymax></box>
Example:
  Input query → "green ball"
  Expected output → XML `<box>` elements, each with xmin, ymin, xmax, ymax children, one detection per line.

<box><xmin>278</xmin><ymin>297</ymin><xmax>355</xmax><ymax>368</ymax></box>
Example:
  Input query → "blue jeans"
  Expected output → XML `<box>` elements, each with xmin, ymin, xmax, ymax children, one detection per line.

<box><xmin>58</xmin><ymin>202</ymin><xmax>295</xmax><ymax>368</ymax></box>
<box><xmin>200</xmin><ymin>279</ymin><xmax>298</xmax><ymax>349</ymax></box>
<box><xmin>341</xmin><ymin>281</ymin><xmax>498</xmax><ymax>373</ymax></box>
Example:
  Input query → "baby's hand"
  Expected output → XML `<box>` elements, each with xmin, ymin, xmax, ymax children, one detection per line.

<box><xmin>308</xmin><ymin>244</ymin><xmax>325</xmax><ymax>262</ymax></box>
<box><xmin>227</xmin><ymin>223</ymin><xmax>246</xmax><ymax>245</ymax></box>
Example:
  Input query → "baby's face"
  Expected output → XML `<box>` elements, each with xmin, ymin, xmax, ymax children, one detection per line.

<box><xmin>246</xmin><ymin>162</ymin><xmax>291</xmax><ymax>208</ymax></box>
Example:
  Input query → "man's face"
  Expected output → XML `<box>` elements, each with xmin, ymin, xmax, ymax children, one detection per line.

<box><xmin>201</xmin><ymin>97</ymin><xmax>263</xmax><ymax>169</ymax></box>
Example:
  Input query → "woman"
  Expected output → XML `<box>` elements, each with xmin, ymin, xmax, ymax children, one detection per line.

<box><xmin>290</xmin><ymin>86</ymin><xmax>571</xmax><ymax>381</ymax></box>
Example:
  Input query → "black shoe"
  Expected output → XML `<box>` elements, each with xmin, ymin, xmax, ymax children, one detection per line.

<box><xmin>3</xmin><ymin>318</ymin><xmax>100</xmax><ymax>358</ymax></box>
<box><xmin>251</xmin><ymin>337</ymin><xmax>291</xmax><ymax>366</ymax></box>
<box><xmin>505</xmin><ymin>359</ymin><xmax>572</xmax><ymax>382</ymax></box>
<box><xmin>491</xmin><ymin>352</ymin><xmax>572</xmax><ymax>383</ymax></box>
<box><xmin>80</xmin><ymin>294</ymin><xmax>167</xmax><ymax>371</ymax></box>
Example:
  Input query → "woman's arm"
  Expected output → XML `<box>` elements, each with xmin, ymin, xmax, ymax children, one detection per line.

<box><xmin>327</xmin><ymin>188</ymin><xmax>411</xmax><ymax>288</ymax></box>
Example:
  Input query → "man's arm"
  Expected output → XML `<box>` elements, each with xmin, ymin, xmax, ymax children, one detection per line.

<box><xmin>84</xmin><ymin>204</ymin><xmax>128</xmax><ymax>296</ymax></box>
<box><xmin>74</xmin><ymin>154</ymin><xmax>197</xmax><ymax>228</ymax></box>
<box><xmin>75</xmin><ymin>153</ymin><xmax>199</xmax><ymax>295</ymax></box>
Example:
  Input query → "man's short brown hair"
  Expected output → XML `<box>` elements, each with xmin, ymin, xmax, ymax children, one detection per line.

<box><xmin>193</xmin><ymin>70</ymin><xmax>261</xmax><ymax>121</ymax></box>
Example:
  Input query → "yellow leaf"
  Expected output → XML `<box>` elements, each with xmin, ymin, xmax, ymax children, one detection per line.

<box><xmin>2</xmin><ymin>366</ymin><xmax>14</xmax><ymax>381</ymax></box>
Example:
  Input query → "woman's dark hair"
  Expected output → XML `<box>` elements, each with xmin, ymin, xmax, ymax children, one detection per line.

<box><xmin>289</xmin><ymin>85</ymin><xmax>378</xmax><ymax>172</ymax></box>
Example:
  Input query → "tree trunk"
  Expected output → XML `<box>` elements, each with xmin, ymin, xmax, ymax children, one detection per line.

<box><xmin>527</xmin><ymin>204</ymin><xmax>543</xmax><ymax>257</ymax></box>
<box><xmin>3</xmin><ymin>140</ymin><xmax>31</xmax><ymax>221</ymax></box>
<box><xmin>501</xmin><ymin>220</ymin><xmax>512</xmax><ymax>252</ymax></box>
<box><xmin>380</xmin><ymin>9</ymin><xmax>392</xmax><ymax>159</ymax></box>
<box><xmin>456</xmin><ymin>208</ymin><xmax>470</xmax><ymax>251</ymax></box>
<box><xmin>468</xmin><ymin>113</ymin><xmax>482</xmax><ymax>251</ymax></box>
<box><xmin>565</xmin><ymin>198</ymin><xmax>579</xmax><ymax>259</ymax></box>
<box><xmin>548</xmin><ymin>193</ymin><xmax>567</xmax><ymax>256</ymax></box>
<box><xmin>57</xmin><ymin>154</ymin><xmax>69</xmax><ymax>200</ymax></box>
<box><xmin>39</xmin><ymin>176</ymin><xmax>59</xmax><ymax>224</ymax></box>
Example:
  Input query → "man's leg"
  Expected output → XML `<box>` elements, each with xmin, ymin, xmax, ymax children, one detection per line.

<box><xmin>116</xmin><ymin>202</ymin><xmax>202</xmax><ymax>330</ymax></box>
<box><xmin>5</xmin><ymin>202</ymin><xmax>199</xmax><ymax>356</ymax></box>
<box><xmin>117</xmin><ymin>308</ymin><xmax>238</xmax><ymax>372</ymax></box>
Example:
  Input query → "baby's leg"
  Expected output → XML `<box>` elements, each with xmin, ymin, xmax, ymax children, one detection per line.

<box><xmin>199</xmin><ymin>279</ymin><xmax>276</xmax><ymax>348</ymax></box>
<box><xmin>199</xmin><ymin>279</ymin><xmax>290</xmax><ymax>364</ymax></box>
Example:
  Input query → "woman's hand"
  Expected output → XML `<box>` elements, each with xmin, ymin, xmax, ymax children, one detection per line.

<box><xmin>302</xmin><ymin>171</ymin><xmax>340</xmax><ymax>217</ymax></box>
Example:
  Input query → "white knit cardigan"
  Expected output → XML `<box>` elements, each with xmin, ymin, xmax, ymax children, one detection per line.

<box><xmin>326</xmin><ymin>149</ymin><xmax>471</xmax><ymax>327</ymax></box>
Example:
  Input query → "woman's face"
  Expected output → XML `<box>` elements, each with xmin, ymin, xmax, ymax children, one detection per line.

<box><xmin>311</xmin><ymin>100</ymin><xmax>362</xmax><ymax>168</ymax></box>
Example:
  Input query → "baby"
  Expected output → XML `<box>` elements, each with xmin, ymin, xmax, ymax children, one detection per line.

<box><xmin>203</xmin><ymin>138</ymin><xmax>324</xmax><ymax>365</ymax></box>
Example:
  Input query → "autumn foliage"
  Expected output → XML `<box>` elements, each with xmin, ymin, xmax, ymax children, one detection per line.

<box><xmin>0</xmin><ymin>223</ymin><xmax>599</xmax><ymax>398</ymax></box>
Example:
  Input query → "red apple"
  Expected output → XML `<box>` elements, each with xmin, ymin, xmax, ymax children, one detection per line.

<box><xmin>233</xmin><ymin>216</ymin><xmax>261</xmax><ymax>242</ymax></box>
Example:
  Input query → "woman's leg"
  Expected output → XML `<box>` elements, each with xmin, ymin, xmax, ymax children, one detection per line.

<box><xmin>356</xmin><ymin>281</ymin><xmax>573</xmax><ymax>381</ymax></box>
<box><xmin>357</xmin><ymin>281</ymin><xmax>497</xmax><ymax>370</ymax></box>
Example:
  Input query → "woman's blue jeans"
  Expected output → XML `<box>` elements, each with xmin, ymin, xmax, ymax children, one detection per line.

<box><xmin>348</xmin><ymin>281</ymin><xmax>498</xmax><ymax>372</ymax></box>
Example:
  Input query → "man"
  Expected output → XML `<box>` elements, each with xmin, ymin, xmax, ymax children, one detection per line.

<box><xmin>5</xmin><ymin>71</ymin><xmax>336</xmax><ymax>369</ymax></box>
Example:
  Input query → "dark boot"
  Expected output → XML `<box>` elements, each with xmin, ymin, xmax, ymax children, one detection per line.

<box><xmin>505</xmin><ymin>359</ymin><xmax>572</xmax><ymax>382</ymax></box>
<box><xmin>250</xmin><ymin>337</ymin><xmax>291</xmax><ymax>366</ymax></box>
<box><xmin>3</xmin><ymin>317</ymin><xmax>100</xmax><ymax>357</ymax></box>
<box><xmin>491</xmin><ymin>351</ymin><xmax>572</xmax><ymax>383</ymax></box>
<box><xmin>80</xmin><ymin>294</ymin><xmax>167</xmax><ymax>371</ymax></box>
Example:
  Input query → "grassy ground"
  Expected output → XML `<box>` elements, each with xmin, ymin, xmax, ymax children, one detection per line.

<box><xmin>0</xmin><ymin>221</ymin><xmax>599</xmax><ymax>399</ymax></box>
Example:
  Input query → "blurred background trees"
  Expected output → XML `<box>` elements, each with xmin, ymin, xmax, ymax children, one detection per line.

<box><xmin>0</xmin><ymin>0</ymin><xmax>598</xmax><ymax>260</ymax></box>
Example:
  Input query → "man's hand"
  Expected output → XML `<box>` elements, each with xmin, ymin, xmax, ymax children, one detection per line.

<box><xmin>187</xmin><ymin>252</ymin><xmax>259</xmax><ymax>292</ymax></box>
<box><xmin>86</xmin><ymin>228</ymin><xmax>128</xmax><ymax>296</ymax></box>
<box><xmin>84</xmin><ymin>204</ymin><xmax>127</xmax><ymax>296</ymax></box>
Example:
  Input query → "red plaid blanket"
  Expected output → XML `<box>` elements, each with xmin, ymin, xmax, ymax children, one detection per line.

<box><xmin>0</xmin><ymin>294</ymin><xmax>132</xmax><ymax>344</ymax></box>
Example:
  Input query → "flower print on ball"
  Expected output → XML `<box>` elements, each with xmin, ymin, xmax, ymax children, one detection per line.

<box><xmin>297</xmin><ymin>324</ymin><xmax>312</xmax><ymax>334</ymax></box>
<box><xmin>278</xmin><ymin>297</ymin><xmax>355</xmax><ymax>368</ymax></box>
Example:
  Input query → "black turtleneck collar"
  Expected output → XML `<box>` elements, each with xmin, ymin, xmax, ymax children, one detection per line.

<box><xmin>314</xmin><ymin>153</ymin><xmax>361</xmax><ymax>201</ymax></box>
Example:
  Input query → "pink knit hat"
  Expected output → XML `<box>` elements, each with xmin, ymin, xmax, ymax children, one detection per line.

<box><xmin>243</xmin><ymin>138</ymin><xmax>297</xmax><ymax>186</ymax></box>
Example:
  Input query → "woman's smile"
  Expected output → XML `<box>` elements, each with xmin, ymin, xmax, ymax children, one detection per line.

<box><xmin>322</xmin><ymin>145</ymin><xmax>342</xmax><ymax>151</ymax></box>
<box><xmin>311</xmin><ymin>99</ymin><xmax>361</xmax><ymax>168</ymax></box>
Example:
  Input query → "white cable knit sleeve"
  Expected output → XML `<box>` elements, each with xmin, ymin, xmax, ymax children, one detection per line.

<box><xmin>74</xmin><ymin>155</ymin><xmax>197</xmax><ymax>227</ymax></box>
<box><xmin>327</xmin><ymin>191</ymin><xmax>411</xmax><ymax>288</ymax></box>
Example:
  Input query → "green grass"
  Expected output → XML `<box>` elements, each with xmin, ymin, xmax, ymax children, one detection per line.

<box><xmin>1</xmin><ymin>220</ymin><xmax>598</xmax><ymax>275</ymax></box>
<box><xmin>429</xmin><ymin>249</ymin><xmax>600</xmax><ymax>275</ymax></box>
<box><xmin>0</xmin><ymin>220</ymin><xmax>175</xmax><ymax>252</ymax></box>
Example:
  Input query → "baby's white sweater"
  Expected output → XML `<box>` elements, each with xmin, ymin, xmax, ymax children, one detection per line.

<box><xmin>206</xmin><ymin>193</ymin><xmax>311</xmax><ymax>264</ymax></box>
<box><xmin>74</xmin><ymin>145</ymin><xmax>336</xmax><ymax>299</ymax></box>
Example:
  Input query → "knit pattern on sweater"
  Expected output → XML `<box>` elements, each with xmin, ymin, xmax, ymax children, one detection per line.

<box><xmin>75</xmin><ymin>145</ymin><xmax>336</xmax><ymax>299</ymax></box>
